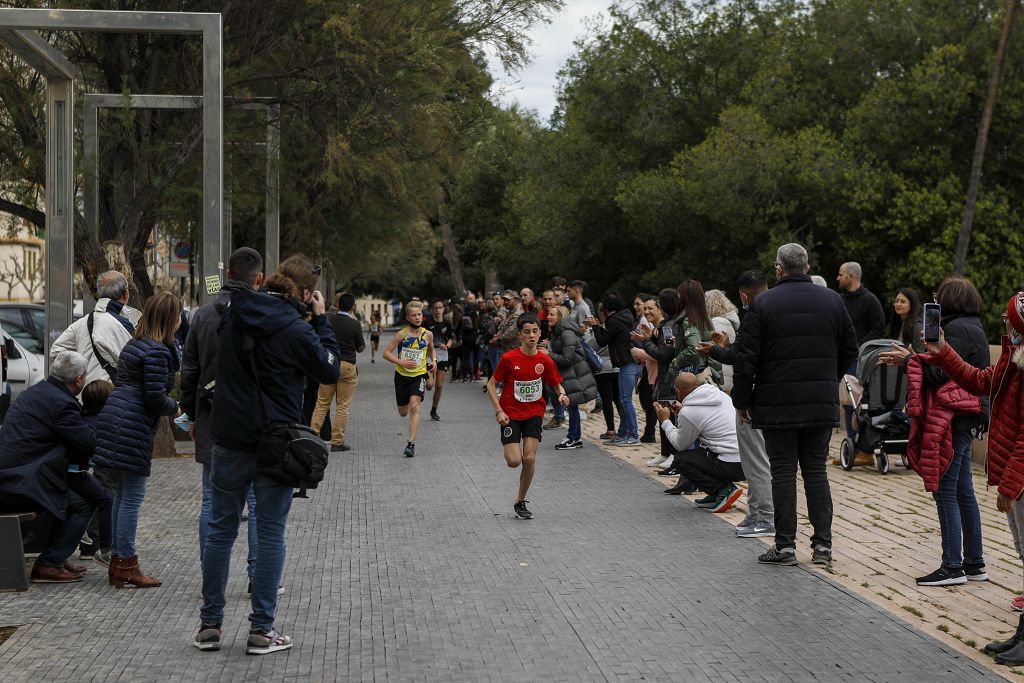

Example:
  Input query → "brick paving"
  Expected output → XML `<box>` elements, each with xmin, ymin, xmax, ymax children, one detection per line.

<box><xmin>0</xmin><ymin>355</ymin><xmax>998</xmax><ymax>681</ymax></box>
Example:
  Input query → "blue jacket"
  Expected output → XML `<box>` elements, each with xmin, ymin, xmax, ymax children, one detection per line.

<box><xmin>0</xmin><ymin>377</ymin><xmax>96</xmax><ymax>519</ymax></box>
<box><xmin>211</xmin><ymin>289</ymin><xmax>340</xmax><ymax>452</ymax></box>
<box><xmin>93</xmin><ymin>338</ymin><xmax>179</xmax><ymax>476</ymax></box>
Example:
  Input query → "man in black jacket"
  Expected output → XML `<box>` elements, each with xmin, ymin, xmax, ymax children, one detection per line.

<box><xmin>0</xmin><ymin>351</ymin><xmax>96</xmax><ymax>583</ymax></box>
<box><xmin>311</xmin><ymin>292</ymin><xmax>365</xmax><ymax>450</ymax></box>
<box><xmin>180</xmin><ymin>246</ymin><xmax>263</xmax><ymax>575</ymax></box>
<box><xmin>837</xmin><ymin>261</ymin><xmax>886</xmax><ymax>347</ymax></box>
<box><xmin>197</xmin><ymin>254</ymin><xmax>339</xmax><ymax>655</ymax></box>
<box><xmin>732</xmin><ymin>244</ymin><xmax>858</xmax><ymax>567</ymax></box>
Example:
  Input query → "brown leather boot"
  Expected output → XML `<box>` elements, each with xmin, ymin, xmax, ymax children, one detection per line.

<box><xmin>111</xmin><ymin>555</ymin><xmax>161</xmax><ymax>589</ymax></box>
<box><xmin>107</xmin><ymin>555</ymin><xmax>120</xmax><ymax>585</ymax></box>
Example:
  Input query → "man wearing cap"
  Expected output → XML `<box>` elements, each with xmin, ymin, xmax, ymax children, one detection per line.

<box><xmin>495</xmin><ymin>292</ymin><xmax>522</xmax><ymax>354</ymax></box>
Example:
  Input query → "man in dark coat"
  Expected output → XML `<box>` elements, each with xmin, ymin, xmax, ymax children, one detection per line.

<box><xmin>836</xmin><ymin>261</ymin><xmax>886</xmax><ymax>439</ymax></box>
<box><xmin>180</xmin><ymin>246</ymin><xmax>263</xmax><ymax>568</ymax></box>
<box><xmin>0</xmin><ymin>351</ymin><xmax>96</xmax><ymax>582</ymax></box>
<box><xmin>732</xmin><ymin>244</ymin><xmax>858</xmax><ymax>567</ymax></box>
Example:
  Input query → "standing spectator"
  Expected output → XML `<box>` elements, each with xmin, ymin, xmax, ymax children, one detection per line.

<box><xmin>733</xmin><ymin>244</ymin><xmax>857</xmax><ymax>566</ymax></box>
<box><xmin>702</xmin><ymin>270</ymin><xmax>776</xmax><ymax>539</ymax></box>
<box><xmin>539</xmin><ymin>289</ymin><xmax>556</xmax><ymax>339</ymax></box>
<box><xmin>634</xmin><ymin>290</ymin><xmax>681</xmax><ymax>465</ymax></box>
<box><xmin>837</xmin><ymin>261</ymin><xmax>886</xmax><ymax>439</ymax></box>
<box><xmin>667</xmin><ymin>280</ymin><xmax>720</xmax><ymax>387</ymax></box>
<box><xmin>704</xmin><ymin>289</ymin><xmax>740</xmax><ymax>392</ymax></box>
<box><xmin>479</xmin><ymin>300</ymin><xmax>500</xmax><ymax>377</ymax></box>
<box><xmin>311</xmin><ymin>292</ymin><xmax>365</xmax><ymax>450</ymax></box>
<box><xmin>0</xmin><ymin>351</ymin><xmax>97</xmax><ymax>583</ymax></box>
<box><xmin>495</xmin><ymin>293</ymin><xmax>522</xmax><ymax>354</ymax></box>
<box><xmin>520</xmin><ymin>287</ymin><xmax>540</xmax><ymax>314</ymax></box>
<box><xmin>889</xmin><ymin>287</ymin><xmax>925</xmax><ymax>352</ymax></box>
<box><xmin>197</xmin><ymin>254</ymin><xmax>339</xmax><ymax>654</ymax></box>
<box><xmin>50</xmin><ymin>270</ymin><xmax>138</xmax><ymax>386</ymax></box>
<box><xmin>180</xmin><ymin>247</ymin><xmax>264</xmax><ymax>573</ymax></box>
<box><xmin>94</xmin><ymin>292</ymin><xmax>183</xmax><ymax>588</ymax></box>
<box><xmin>880</xmin><ymin>276</ymin><xmax>990</xmax><ymax>587</ymax></box>
<box><xmin>457</xmin><ymin>303</ymin><xmax>478</xmax><ymax>381</ymax></box>
<box><xmin>546</xmin><ymin>305</ymin><xmax>598</xmax><ymax>450</ymax></box>
<box><xmin>591</xmin><ymin>291</ymin><xmax>636</xmax><ymax>443</ymax></box>
<box><xmin>633</xmin><ymin>294</ymin><xmax>658</xmax><ymax>443</ymax></box>
<box><xmin>567</xmin><ymin>280</ymin><xmax>593</xmax><ymax>327</ymax></box>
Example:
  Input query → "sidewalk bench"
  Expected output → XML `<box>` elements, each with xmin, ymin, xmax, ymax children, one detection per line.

<box><xmin>0</xmin><ymin>512</ymin><xmax>48</xmax><ymax>591</ymax></box>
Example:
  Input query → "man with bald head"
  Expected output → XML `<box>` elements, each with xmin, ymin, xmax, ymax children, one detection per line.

<box><xmin>50</xmin><ymin>270</ymin><xmax>140</xmax><ymax>386</ymax></box>
<box><xmin>653</xmin><ymin>373</ymin><xmax>744</xmax><ymax>513</ymax></box>
<box><xmin>836</xmin><ymin>261</ymin><xmax>885</xmax><ymax>439</ymax></box>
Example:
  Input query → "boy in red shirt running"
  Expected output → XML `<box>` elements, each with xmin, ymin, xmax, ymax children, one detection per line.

<box><xmin>485</xmin><ymin>313</ymin><xmax>570</xmax><ymax>519</ymax></box>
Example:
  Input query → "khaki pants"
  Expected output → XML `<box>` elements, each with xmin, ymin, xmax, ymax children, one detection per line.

<box><xmin>311</xmin><ymin>361</ymin><xmax>358</xmax><ymax>445</ymax></box>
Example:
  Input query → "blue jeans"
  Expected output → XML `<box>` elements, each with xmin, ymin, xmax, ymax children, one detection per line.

<box><xmin>487</xmin><ymin>345</ymin><xmax>501</xmax><ymax>378</ymax></box>
<box><xmin>567</xmin><ymin>405</ymin><xmax>581</xmax><ymax>442</ymax></box>
<box><xmin>37</xmin><ymin>491</ymin><xmax>94</xmax><ymax>567</ymax></box>
<box><xmin>200</xmin><ymin>464</ymin><xmax>257</xmax><ymax>579</ymax></box>
<box><xmin>111</xmin><ymin>470</ymin><xmax>148</xmax><ymax>557</ymax></box>
<box><xmin>200</xmin><ymin>445</ymin><xmax>293</xmax><ymax>631</ymax></box>
<box><xmin>933</xmin><ymin>427</ymin><xmax>984</xmax><ymax>568</ymax></box>
<box><xmin>617</xmin><ymin>362</ymin><xmax>641</xmax><ymax>438</ymax></box>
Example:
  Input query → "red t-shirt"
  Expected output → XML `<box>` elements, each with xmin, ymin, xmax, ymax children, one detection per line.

<box><xmin>493</xmin><ymin>348</ymin><xmax>563</xmax><ymax>420</ymax></box>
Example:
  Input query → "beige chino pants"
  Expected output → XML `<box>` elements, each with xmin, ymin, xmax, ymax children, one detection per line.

<box><xmin>311</xmin><ymin>361</ymin><xmax>358</xmax><ymax>445</ymax></box>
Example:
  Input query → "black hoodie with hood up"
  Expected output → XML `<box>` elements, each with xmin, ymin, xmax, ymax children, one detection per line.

<box><xmin>211</xmin><ymin>288</ymin><xmax>340</xmax><ymax>452</ymax></box>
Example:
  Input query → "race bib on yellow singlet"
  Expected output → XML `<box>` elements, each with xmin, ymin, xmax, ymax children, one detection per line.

<box><xmin>399</xmin><ymin>346</ymin><xmax>426</xmax><ymax>365</ymax></box>
<box><xmin>513</xmin><ymin>378</ymin><xmax>543</xmax><ymax>403</ymax></box>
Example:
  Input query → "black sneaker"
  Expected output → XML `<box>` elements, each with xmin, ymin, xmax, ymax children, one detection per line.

<box><xmin>403</xmin><ymin>442</ymin><xmax>415</xmax><ymax>458</ymax></box>
<box><xmin>916</xmin><ymin>566</ymin><xmax>967</xmax><ymax>586</ymax></box>
<box><xmin>964</xmin><ymin>563</ymin><xmax>989</xmax><ymax>582</ymax></box>
<box><xmin>554</xmin><ymin>439</ymin><xmax>582</xmax><ymax>450</ymax></box>
<box><xmin>758</xmin><ymin>547</ymin><xmax>798</xmax><ymax>566</ymax></box>
<box><xmin>694</xmin><ymin>493</ymin><xmax>717</xmax><ymax>508</ymax></box>
<box><xmin>430</xmin><ymin>410</ymin><xmax>440</xmax><ymax>421</ymax></box>
<box><xmin>514</xmin><ymin>500</ymin><xmax>533</xmax><ymax>520</ymax></box>
<box><xmin>194</xmin><ymin>623</ymin><xmax>222</xmax><ymax>651</ymax></box>
<box><xmin>78</xmin><ymin>540</ymin><xmax>99</xmax><ymax>558</ymax></box>
<box><xmin>812</xmin><ymin>545</ymin><xmax>832</xmax><ymax>565</ymax></box>
<box><xmin>640</xmin><ymin>435</ymin><xmax>657</xmax><ymax>444</ymax></box>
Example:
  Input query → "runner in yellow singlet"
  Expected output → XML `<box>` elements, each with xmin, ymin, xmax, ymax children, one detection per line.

<box><xmin>382</xmin><ymin>301</ymin><xmax>437</xmax><ymax>457</ymax></box>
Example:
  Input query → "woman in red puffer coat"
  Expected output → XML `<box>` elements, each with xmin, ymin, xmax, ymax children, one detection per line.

<box><xmin>923</xmin><ymin>292</ymin><xmax>1024</xmax><ymax>664</ymax></box>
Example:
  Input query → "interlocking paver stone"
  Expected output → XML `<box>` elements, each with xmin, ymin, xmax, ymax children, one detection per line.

<box><xmin>0</xmin><ymin>355</ymin><xmax>998</xmax><ymax>681</ymax></box>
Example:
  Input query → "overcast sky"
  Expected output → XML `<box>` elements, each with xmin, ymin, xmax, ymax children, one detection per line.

<box><xmin>487</xmin><ymin>1</ymin><xmax>614</xmax><ymax>124</ymax></box>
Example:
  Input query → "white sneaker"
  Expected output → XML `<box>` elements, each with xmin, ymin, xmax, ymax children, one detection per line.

<box><xmin>645</xmin><ymin>456</ymin><xmax>668</xmax><ymax>467</ymax></box>
<box><xmin>660</xmin><ymin>455</ymin><xmax>674</xmax><ymax>469</ymax></box>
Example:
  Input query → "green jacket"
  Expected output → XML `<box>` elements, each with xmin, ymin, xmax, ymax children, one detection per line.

<box><xmin>667</xmin><ymin>313</ymin><xmax>722</xmax><ymax>386</ymax></box>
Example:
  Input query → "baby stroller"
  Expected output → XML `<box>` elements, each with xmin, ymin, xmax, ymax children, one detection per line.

<box><xmin>838</xmin><ymin>339</ymin><xmax>912</xmax><ymax>474</ymax></box>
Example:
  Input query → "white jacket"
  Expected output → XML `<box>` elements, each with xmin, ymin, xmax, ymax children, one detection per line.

<box><xmin>712</xmin><ymin>310</ymin><xmax>741</xmax><ymax>392</ymax></box>
<box><xmin>660</xmin><ymin>383</ymin><xmax>740</xmax><ymax>462</ymax></box>
<box><xmin>49</xmin><ymin>298</ymin><xmax>141</xmax><ymax>386</ymax></box>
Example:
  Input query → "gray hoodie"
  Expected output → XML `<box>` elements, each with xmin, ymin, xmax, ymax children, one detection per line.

<box><xmin>660</xmin><ymin>384</ymin><xmax>740</xmax><ymax>462</ymax></box>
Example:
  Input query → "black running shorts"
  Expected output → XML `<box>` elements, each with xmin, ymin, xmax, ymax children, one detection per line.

<box><xmin>394</xmin><ymin>372</ymin><xmax>428</xmax><ymax>406</ymax></box>
<box><xmin>500</xmin><ymin>416</ymin><xmax>543</xmax><ymax>445</ymax></box>
<box><xmin>435</xmin><ymin>360</ymin><xmax>450</xmax><ymax>371</ymax></box>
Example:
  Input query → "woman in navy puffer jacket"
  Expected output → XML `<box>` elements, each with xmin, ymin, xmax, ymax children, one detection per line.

<box><xmin>94</xmin><ymin>291</ymin><xmax>181</xmax><ymax>588</ymax></box>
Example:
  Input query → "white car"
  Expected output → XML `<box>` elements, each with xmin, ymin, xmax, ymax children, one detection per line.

<box><xmin>3</xmin><ymin>328</ymin><xmax>44</xmax><ymax>403</ymax></box>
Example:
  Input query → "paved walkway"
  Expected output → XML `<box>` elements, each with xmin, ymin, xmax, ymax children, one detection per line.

<box><xmin>0</xmin><ymin>354</ymin><xmax>997</xmax><ymax>681</ymax></box>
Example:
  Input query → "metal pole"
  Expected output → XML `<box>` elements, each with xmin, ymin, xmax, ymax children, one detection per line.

<box><xmin>266</xmin><ymin>104</ymin><xmax>280</xmax><ymax>273</ymax></box>
<box><xmin>202</xmin><ymin>16</ymin><xmax>223</xmax><ymax>301</ymax></box>
<box><xmin>43</xmin><ymin>76</ymin><xmax>74</xmax><ymax>363</ymax></box>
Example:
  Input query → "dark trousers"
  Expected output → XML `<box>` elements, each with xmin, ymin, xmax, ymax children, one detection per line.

<box><xmin>763</xmin><ymin>427</ymin><xmax>834</xmax><ymax>550</ymax></box>
<box><xmin>637</xmin><ymin>370</ymin><xmax>656</xmax><ymax>439</ymax></box>
<box><xmin>67</xmin><ymin>472</ymin><xmax>113</xmax><ymax>549</ymax></box>
<box><xmin>675</xmin><ymin>447</ymin><xmax>745</xmax><ymax>495</ymax></box>
<box><xmin>596</xmin><ymin>373</ymin><xmax>620</xmax><ymax>432</ymax></box>
<box><xmin>303</xmin><ymin>380</ymin><xmax>331</xmax><ymax>440</ymax></box>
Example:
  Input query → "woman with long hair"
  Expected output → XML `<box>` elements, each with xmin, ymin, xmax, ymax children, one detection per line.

<box><xmin>889</xmin><ymin>287</ymin><xmax>924</xmax><ymax>352</ymax></box>
<box><xmin>547</xmin><ymin>304</ymin><xmax>598</xmax><ymax>449</ymax></box>
<box><xmin>705</xmin><ymin>289</ymin><xmax>740</xmax><ymax>392</ymax></box>
<box><xmin>94</xmin><ymin>291</ymin><xmax>182</xmax><ymax>588</ymax></box>
<box><xmin>668</xmin><ymin>280</ymin><xmax>720</xmax><ymax>386</ymax></box>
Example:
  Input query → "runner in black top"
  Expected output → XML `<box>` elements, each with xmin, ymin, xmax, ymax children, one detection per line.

<box><xmin>424</xmin><ymin>299</ymin><xmax>455</xmax><ymax>421</ymax></box>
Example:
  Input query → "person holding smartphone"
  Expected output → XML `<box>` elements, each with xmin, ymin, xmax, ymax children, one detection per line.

<box><xmin>879</xmin><ymin>277</ymin><xmax>990</xmax><ymax>588</ymax></box>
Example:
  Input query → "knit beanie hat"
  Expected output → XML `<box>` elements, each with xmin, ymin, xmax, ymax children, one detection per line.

<box><xmin>1008</xmin><ymin>292</ymin><xmax>1024</xmax><ymax>336</ymax></box>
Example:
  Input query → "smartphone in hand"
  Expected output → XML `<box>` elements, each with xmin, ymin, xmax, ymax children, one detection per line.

<box><xmin>923</xmin><ymin>302</ymin><xmax>941</xmax><ymax>343</ymax></box>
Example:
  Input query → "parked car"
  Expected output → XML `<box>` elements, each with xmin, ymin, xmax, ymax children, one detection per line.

<box><xmin>0</xmin><ymin>303</ymin><xmax>45</xmax><ymax>349</ymax></box>
<box><xmin>0</xmin><ymin>330</ymin><xmax>43</xmax><ymax>423</ymax></box>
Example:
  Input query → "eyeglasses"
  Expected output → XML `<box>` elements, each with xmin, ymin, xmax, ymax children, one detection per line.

<box><xmin>312</xmin><ymin>264</ymin><xmax>322</xmax><ymax>276</ymax></box>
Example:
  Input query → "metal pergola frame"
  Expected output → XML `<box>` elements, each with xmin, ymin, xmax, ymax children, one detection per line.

<box><xmin>0</xmin><ymin>8</ymin><xmax>223</xmax><ymax>359</ymax></box>
<box><xmin>83</xmin><ymin>94</ymin><xmax>281</xmax><ymax>282</ymax></box>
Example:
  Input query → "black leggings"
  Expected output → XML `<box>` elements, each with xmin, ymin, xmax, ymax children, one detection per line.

<box><xmin>637</xmin><ymin>369</ymin><xmax>657</xmax><ymax>440</ymax></box>
<box><xmin>68</xmin><ymin>472</ymin><xmax>113</xmax><ymax>550</ymax></box>
<box><xmin>596</xmin><ymin>373</ymin><xmax>620</xmax><ymax>432</ymax></box>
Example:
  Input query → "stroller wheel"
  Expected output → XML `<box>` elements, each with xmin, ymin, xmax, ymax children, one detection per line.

<box><xmin>901</xmin><ymin>454</ymin><xmax>910</xmax><ymax>469</ymax></box>
<box><xmin>876</xmin><ymin>453</ymin><xmax>889</xmax><ymax>475</ymax></box>
<box><xmin>839</xmin><ymin>438</ymin><xmax>856</xmax><ymax>471</ymax></box>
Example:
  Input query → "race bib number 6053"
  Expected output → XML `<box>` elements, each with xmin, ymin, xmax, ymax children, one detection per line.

<box><xmin>513</xmin><ymin>379</ymin><xmax>543</xmax><ymax>403</ymax></box>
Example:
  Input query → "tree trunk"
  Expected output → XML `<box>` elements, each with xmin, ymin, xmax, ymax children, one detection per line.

<box><xmin>955</xmin><ymin>0</ymin><xmax>1019</xmax><ymax>274</ymax></box>
<box><xmin>436</xmin><ymin>185</ymin><xmax>466</xmax><ymax>296</ymax></box>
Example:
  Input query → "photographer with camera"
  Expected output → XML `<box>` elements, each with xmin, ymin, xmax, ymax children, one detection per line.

<box><xmin>196</xmin><ymin>254</ymin><xmax>340</xmax><ymax>655</ymax></box>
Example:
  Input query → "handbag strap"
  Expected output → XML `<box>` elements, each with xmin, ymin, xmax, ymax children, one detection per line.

<box><xmin>242</xmin><ymin>334</ymin><xmax>273</xmax><ymax>427</ymax></box>
<box><xmin>87</xmin><ymin>312</ymin><xmax>119</xmax><ymax>382</ymax></box>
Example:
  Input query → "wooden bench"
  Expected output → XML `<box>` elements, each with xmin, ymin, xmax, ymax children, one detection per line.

<box><xmin>0</xmin><ymin>511</ymin><xmax>51</xmax><ymax>591</ymax></box>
